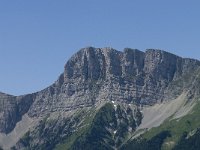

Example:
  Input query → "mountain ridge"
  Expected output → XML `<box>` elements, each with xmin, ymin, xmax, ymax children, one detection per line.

<box><xmin>1</xmin><ymin>47</ymin><xmax>199</xmax><ymax>97</ymax></box>
<box><xmin>1</xmin><ymin>47</ymin><xmax>200</xmax><ymax>149</ymax></box>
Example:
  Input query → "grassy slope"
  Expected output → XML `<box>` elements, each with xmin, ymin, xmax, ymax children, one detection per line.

<box><xmin>55</xmin><ymin>103</ymin><xmax>117</xmax><ymax>150</ymax></box>
<box><xmin>55</xmin><ymin>99</ymin><xmax>200</xmax><ymax>150</ymax></box>
<box><xmin>55</xmin><ymin>103</ymin><xmax>141</xmax><ymax>150</ymax></box>
<box><xmin>173</xmin><ymin>128</ymin><xmax>200</xmax><ymax>150</ymax></box>
<box><xmin>54</xmin><ymin>108</ymin><xmax>97</xmax><ymax>150</ymax></box>
<box><xmin>142</xmin><ymin>101</ymin><xmax>200</xmax><ymax>150</ymax></box>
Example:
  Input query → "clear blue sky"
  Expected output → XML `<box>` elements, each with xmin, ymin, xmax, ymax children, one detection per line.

<box><xmin>0</xmin><ymin>0</ymin><xmax>200</xmax><ymax>95</ymax></box>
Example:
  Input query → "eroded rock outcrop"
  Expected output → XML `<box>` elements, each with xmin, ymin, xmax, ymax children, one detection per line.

<box><xmin>1</xmin><ymin>47</ymin><xmax>200</xmax><ymax>149</ymax></box>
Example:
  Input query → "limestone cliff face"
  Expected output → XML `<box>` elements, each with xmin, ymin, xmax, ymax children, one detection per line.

<box><xmin>0</xmin><ymin>93</ymin><xmax>34</xmax><ymax>134</ymax></box>
<box><xmin>0</xmin><ymin>47</ymin><xmax>200</xmax><ymax>135</ymax></box>
<box><xmin>56</xmin><ymin>47</ymin><xmax>200</xmax><ymax>106</ymax></box>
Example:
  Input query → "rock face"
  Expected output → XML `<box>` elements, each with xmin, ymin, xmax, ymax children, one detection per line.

<box><xmin>0</xmin><ymin>93</ymin><xmax>34</xmax><ymax>134</ymax></box>
<box><xmin>0</xmin><ymin>47</ymin><xmax>200</xmax><ymax>149</ymax></box>
<box><xmin>61</xmin><ymin>47</ymin><xmax>200</xmax><ymax>106</ymax></box>
<box><xmin>1</xmin><ymin>47</ymin><xmax>200</xmax><ymax>132</ymax></box>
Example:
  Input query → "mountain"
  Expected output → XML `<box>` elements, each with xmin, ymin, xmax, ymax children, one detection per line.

<box><xmin>0</xmin><ymin>47</ymin><xmax>200</xmax><ymax>150</ymax></box>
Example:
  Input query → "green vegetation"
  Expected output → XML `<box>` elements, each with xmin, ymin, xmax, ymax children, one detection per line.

<box><xmin>121</xmin><ymin>100</ymin><xmax>200</xmax><ymax>150</ymax></box>
<box><xmin>70</xmin><ymin>103</ymin><xmax>116</xmax><ymax>150</ymax></box>
<box><xmin>55</xmin><ymin>108</ymin><xmax>98</xmax><ymax>150</ymax></box>
<box><xmin>55</xmin><ymin>103</ymin><xmax>116</xmax><ymax>150</ymax></box>
<box><xmin>18</xmin><ymin>100</ymin><xmax>200</xmax><ymax>150</ymax></box>
<box><xmin>173</xmin><ymin>129</ymin><xmax>200</xmax><ymax>150</ymax></box>
<box><xmin>140</xmin><ymin>101</ymin><xmax>200</xmax><ymax>150</ymax></box>
<box><xmin>18</xmin><ymin>131</ymin><xmax>31</xmax><ymax>148</ymax></box>
<box><xmin>56</xmin><ymin>103</ymin><xmax>142</xmax><ymax>150</ymax></box>
<box><xmin>121</xmin><ymin>131</ymin><xmax>171</xmax><ymax>150</ymax></box>
<box><xmin>17</xmin><ymin>108</ymin><xmax>94</xmax><ymax>150</ymax></box>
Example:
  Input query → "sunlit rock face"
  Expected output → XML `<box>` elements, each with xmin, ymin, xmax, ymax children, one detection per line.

<box><xmin>1</xmin><ymin>47</ymin><xmax>200</xmax><ymax>135</ymax></box>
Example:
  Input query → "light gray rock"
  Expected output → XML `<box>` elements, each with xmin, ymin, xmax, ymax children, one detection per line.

<box><xmin>1</xmin><ymin>47</ymin><xmax>200</xmax><ymax>135</ymax></box>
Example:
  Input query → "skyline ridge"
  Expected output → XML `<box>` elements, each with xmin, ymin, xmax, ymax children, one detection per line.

<box><xmin>1</xmin><ymin>47</ymin><xmax>199</xmax><ymax>96</ymax></box>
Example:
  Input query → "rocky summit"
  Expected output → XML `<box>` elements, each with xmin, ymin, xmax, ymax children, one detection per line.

<box><xmin>1</xmin><ymin>47</ymin><xmax>200</xmax><ymax>150</ymax></box>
